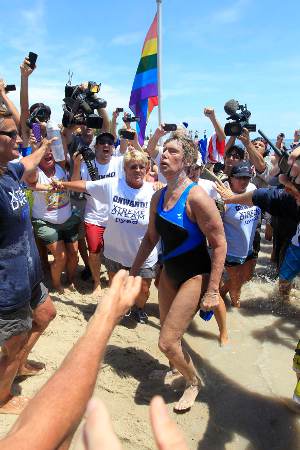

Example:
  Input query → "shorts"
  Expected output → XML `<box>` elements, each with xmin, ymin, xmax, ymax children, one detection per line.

<box><xmin>279</xmin><ymin>243</ymin><xmax>300</xmax><ymax>282</ymax></box>
<box><xmin>71</xmin><ymin>195</ymin><xmax>86</xmax><ymax>240</ymax></box>
<box><xmin>103</xmin><ymin>257</ymin><xmax>157</xmax><ymax>279</ymax></box>
<box><xmin>0</xmin><ymin>282</ymin><xmax>49</xmax><ymax>346</ymax></box>
<box><xmin>32</xmin><ymin>214</ymin><xmax>80</xmax><ymax>246</ymax></box>
<box><xmin>225</xmin><ymin>252</ymin><xmax>256</xmax><ymax>267</ymax></box>
<box><xmin>85</xmin><ymin>223</ymin><xmax>106</xmax><ymax>253</ymax></box>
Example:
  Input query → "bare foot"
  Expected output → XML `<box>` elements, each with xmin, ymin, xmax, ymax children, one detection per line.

<box><xmin>17</xmin><ymin>360</ymin><xmax>45</xmax><ymax>377</ymax></box>
<box><xmin>91</xmin><ymin>285</ymin><xmax>102</xmax><ymax>299</ymax></box>
<box><xmin>174</xmin><ymin>382</ymin><xmax>200</xmax><ymax>413</ymax></box>
<box><xmin>0</xmin><ymin>395</ymin><xmax>30</xmax><ymax>415</ymax></box>
<box><xmin>149</xmin><ymin>369</ymin><xmax>184</xmax><ymax>385</ymax></box>
<box><xmin>219</xmin><ymin>333</ymin><xmax>229</xmax><ymax>347</ymax></box>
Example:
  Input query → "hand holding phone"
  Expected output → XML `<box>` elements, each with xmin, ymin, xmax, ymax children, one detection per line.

<box><xmin>119</xmin><ymin>129</ymin><xmax>135</xmax><ymax>140</ymax></box>
<box><xmin>27</xmin><ymin>52</ymin><xmax>38</xmax><ymax>69</ymax></box>
<box><xmin>162</xmin><ymin>124</ymin><xmax>177</xmax><ymax>132</ymax></box>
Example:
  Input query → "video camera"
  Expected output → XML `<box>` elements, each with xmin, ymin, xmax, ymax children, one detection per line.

<box><xmin>69</xmin><ymin>139</ymin><xmax>99</xmax><ymax>181</ymax></box>
<box><xmin>122</xmin><ymin>114</ymin><xmax>140</xmax><ymax>123</ymax></box>
<box><xmin>224</xmin><ymin>99</ymin><xmax>256</xmax><ymax>136</ymax></box>
<box><xmin>26</xmin><ymin>103</ymin><xmax>51</xmax><ymax>128</ymax></box>
<box><xmin>62</xmin><ymin>81</ymin><xmax>106</xmax><ymax>129</ymax></box>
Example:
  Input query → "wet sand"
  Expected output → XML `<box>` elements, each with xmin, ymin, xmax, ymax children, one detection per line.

<box><xmin>0</xmin><ymin>235</ymin><xmax>299</xmax><ymax>449</ymax></box>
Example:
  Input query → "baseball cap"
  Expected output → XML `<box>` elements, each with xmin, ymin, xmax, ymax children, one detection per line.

<box><xmin>230</xmin><ymin>161</ymin><xmax>252</xmax><ymax>178</ymax></box>
<box><xmin>96</xmin><ymin>132</ymin><xmax>115</xmax><ymax>145</ymax></box>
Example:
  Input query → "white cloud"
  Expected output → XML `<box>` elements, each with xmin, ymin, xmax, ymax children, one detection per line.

<box><xmin>111</xmin><ymin>32</ymin><xmax>143</xmax><ymax>46</ymax></box>
<box><xmin>211</xmin><ymin>0</ymin><xmax>249</xmax><ymax>24</ymax></box>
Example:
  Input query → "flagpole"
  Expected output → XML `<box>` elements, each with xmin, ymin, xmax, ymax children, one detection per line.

<box><xmin>157</xmin><ymin>0</ymin><xmax>162</xmax><ymax>125</ymax></box>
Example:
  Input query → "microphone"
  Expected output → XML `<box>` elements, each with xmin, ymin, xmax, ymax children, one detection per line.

<box><xmin>224</xmin><ymin>99</ymin><xmax>240</xmax><ymax>116</ymax></box>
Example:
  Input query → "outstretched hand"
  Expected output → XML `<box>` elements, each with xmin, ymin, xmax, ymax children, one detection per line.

<box><xmin>214</xmin><ymin>180</ymin><xmax>233</xmax><ymax>202</ymax></box>
<box><xmin>95</xmin><ymin>270</ymin><xmax>142</xmax><ymax>323</ymax></box>
<box><xmin>81</xmin><ymin>396</ymin><xmax>189</xmax><ymax>450</ymax></box>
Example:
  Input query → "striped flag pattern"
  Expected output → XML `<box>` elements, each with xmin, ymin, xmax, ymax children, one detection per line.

<box><xmin>129</xmin><ymin>14</ymin><xmax>159</xmax><ymax>145</ymax></box>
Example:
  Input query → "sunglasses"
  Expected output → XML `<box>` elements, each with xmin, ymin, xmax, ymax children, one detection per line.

<box><xmin>97</xmin><ymin>139</ymin><xmax>114</xmax><ymax>146</ymax></box>
<box><xmin>0</xmin><ymin>130</ymin><xmax>18</xmax><ymax>139</ymax></box>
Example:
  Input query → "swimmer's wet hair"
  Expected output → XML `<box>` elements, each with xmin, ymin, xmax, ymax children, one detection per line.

<box><xmin>164</xmin><ymin>132</ymin><xmax>198</xmax><ymax>165</ymax></box>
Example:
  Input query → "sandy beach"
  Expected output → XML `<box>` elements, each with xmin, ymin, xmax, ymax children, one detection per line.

<box><xmin>0</xmin><ymin>237</ymin><xmax>299</xmax><ymax>450</ymax></box>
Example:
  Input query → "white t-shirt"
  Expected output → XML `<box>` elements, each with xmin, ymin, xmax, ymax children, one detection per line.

<box><xmin>153</xmin><ymin>148</ymin><xmax>167</xmax><ymax>184</ymax></box>
<box><xmin>198</xmin><ymin>179</ymin><xmax>220</xmax><ymax>200</ymax></box>
<box><xmin>32</xmin><ymin>165</ymin><xmax>71</xmax><ymax>224</ymax></box>
<box><xmin>86</xmin><ymin>178</ymin><xmax>157</xmax><ymax>268</ymax></box>
<box><xmin>81</xmin><ymin>156</ymin><xmax>124</xmax><ymax>226</ymax></box>
<box><xmin>223</xmin><ymin>183</ymin><xmax>260</xmax><ymax>258</ymax></box>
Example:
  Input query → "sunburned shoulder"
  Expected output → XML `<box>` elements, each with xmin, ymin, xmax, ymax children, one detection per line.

<box><xmin>189</xmin><ymin>184</ymin><xmax>212</xmax><ymax>201</ymax></box>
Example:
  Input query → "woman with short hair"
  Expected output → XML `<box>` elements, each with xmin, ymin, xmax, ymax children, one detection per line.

<box><xmin>52</xmin><ymin>149</ymin><xmax>158</xmax><ymax>323</ymax></box>
<box><xmin>130</xmin><ymin>132</ymin><xmax>227</xmax><ymax>412</ymax></box>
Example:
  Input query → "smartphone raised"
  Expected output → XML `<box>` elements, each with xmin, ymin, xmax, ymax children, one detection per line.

<box><xmin>5</xmin><ymin>85</ymin><xmax>16</xmax><ymax>93</ymax></box>
<box><xmin>32</xmin><ymin>123</ymin><xmax>42</xmax><ymax>143</ymax></box>
<box><xmin>116</xmin><ymin>108</ymin><xmax>124</xmax><ymax>113</ymax></box>
<box><xmin>119</xmin><ymin>129</ymin><xmax>135</xmax><ymax>140</ymax></box>
<box><xmin>163</xmin><ymin>124</ymin><xmax>177</xmax><ymax>132</ymax></box>
<box><xmin>28</xmin><ymin>52</ymin><xmax>38</xmax><ymax>69</ymax></box>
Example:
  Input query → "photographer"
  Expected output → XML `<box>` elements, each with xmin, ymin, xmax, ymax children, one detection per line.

<box><xmin>0</xmin><ymin>114</ymin><xmax>56</xmax><ymax>414</ymax></box>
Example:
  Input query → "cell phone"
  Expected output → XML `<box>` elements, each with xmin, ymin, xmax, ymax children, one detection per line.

<box><xmin>5</xmin><ymin>84</ymin><xmax>16</xmax><ymax>93</ymax></box>
<box><xmin>32</xmin><ymin>123</ymin><xmax>42</xmax><ymax>143</ymax></box>
<box><xmin>28</xmin><ymin>52</ymin><xmax>38</xmax><ymax>69</ymax></box>
<box><xmin>116</xmin><ymin>107</ymin><xmax>124</xmax><ymax>113</ymax></box>
<box><xmin>163</xmin><ymin>124</ymin><xmax>177</xmax><ymax>132</ymax></box>
<box><xmin>119</xmin><ymin>129</ymin><xmax>135</xmax><ymax>140</ymax></box>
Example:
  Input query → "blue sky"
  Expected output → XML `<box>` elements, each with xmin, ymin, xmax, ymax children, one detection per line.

<box><xmin>0</xmin><ymin>0</ymin><xmax>299</xmax><ymax>138</ymax></box>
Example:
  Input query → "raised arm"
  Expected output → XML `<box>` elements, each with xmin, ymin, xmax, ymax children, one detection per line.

<box><xmin>238</xmin><ymin>128</ymin><xmax>265</xmax><ymax>173</ymax></box>
<box><xmin>21</xmin><ymin>137</ymin><xmax>57</xmax><ymax>180</ymax></box>
<box><xmin>146</xmin><ymin>125</ymin><xmax>168</xmax><ymax>159</ymax></box>
<box><xmin>204</xmin><ymin>107</ymin><xmax>226</xmax><ymax>142</ymax></box>
<box><xmin>0</xmin><ymin>80</ymin><xmax>20</xmax><ymax>128</ymax></box>
<box><xmin>130</xmin><ymin>191</ymin><xmax>160</xmax><ymax>276</ymax></box>
<box><xmin>20</xmin><ymin>57</ymin><xmax>34</xmax><ymax>146</ymax></box>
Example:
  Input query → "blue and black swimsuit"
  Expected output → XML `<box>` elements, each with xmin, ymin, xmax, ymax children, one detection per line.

<box><xmin>155</xmin><ymin>183</ymin><xmax>211</xmax><ymax>286</ymax></box>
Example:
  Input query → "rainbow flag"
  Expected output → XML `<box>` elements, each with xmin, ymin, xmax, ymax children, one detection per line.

<box><xmin>129</xmin><ymin>14</ymin><xmax>158</xmax><ymax>145</ymax></box>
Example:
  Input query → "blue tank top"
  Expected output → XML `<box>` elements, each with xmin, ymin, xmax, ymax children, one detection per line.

<box><xmin>156</xmin><ymin>183</ymin><xmax>205</xmax><ymax>261</ymax></box>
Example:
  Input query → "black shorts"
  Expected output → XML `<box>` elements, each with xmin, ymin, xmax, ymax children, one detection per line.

<box><xmin>0</xmin><ymin>282</ymin><xmax>49</xmax><ymax>346</ymax></box>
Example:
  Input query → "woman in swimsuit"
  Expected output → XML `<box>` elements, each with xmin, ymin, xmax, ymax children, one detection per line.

<box><xmin>131</xmin><ymin>132</ymin><xmax>226</xmax><ymax>412</ymax></box>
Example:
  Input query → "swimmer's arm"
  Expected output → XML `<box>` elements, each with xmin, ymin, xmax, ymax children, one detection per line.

<box><xmin>190</xmin><ymin>189</ymin><xmax>227</xmax><ymax>292</ymax></box>
<box><xmin>130</xmin><ymin>191</ymin><xmax>160</xmax><ymax>276</ymax></box>
<box><xmin>0</xmin><ymin>272</ymin><xmax>141</xmax><ymax>450</ymax></box>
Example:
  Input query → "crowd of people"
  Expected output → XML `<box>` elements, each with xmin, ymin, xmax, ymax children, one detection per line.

<box><xmin>0</xmin><ymin>55</ymin><xmax>299</xmax><ymax>448</ymax></box>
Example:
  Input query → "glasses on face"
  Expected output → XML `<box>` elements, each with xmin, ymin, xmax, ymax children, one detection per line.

<box><xmin>128</xmin><ymin>164</ymin><xmax>146</xmax><ymax>170</ymax></box>
<box><xmin>0</xmin><ymin>130</ymin><xmax>18</xmax><ymax>139</ymax></box>
<box><xmin>98</xmin><ymin>140</ymin><xmax>113</xmax><ymax>146</ymax></box>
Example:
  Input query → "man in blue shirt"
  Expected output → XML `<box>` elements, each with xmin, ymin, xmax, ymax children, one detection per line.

<box><xmin>0</xmin><ymin>114</ymin><xmax>56</xmax><ymax>414</ymax></box>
